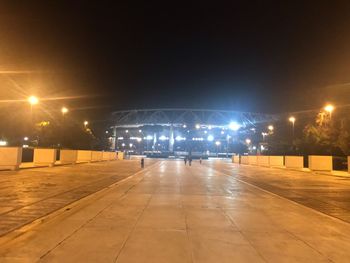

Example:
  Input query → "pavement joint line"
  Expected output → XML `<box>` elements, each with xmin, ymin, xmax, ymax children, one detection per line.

<box><xmin>0</xmin><ymin>161</ymin><xmax>160</xmax><ymax>244</ymax></box>
<box><xmin>210</xmin><ymin>164</ymin><xmax>350</xmax><ymax>227</ymax></box>
<box><xmin>112</xmin><ymin>161</ymin><xmax>163</xmax><ymax>263</ymax></box>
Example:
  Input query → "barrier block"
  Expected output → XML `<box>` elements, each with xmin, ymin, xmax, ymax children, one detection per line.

<box><xmin>109</xmin><ymin>152</ymin><xmax>117</xmax><ymax>160</ymax></box>
<box><xmin>309</xmin><ymin>155</ymin><xmax>332</xmax><ymax>171</ymax></box>
<box><xmin>240</xmin><ymin>155</ymin><xmax>249</xmax><ymax>164</ymax></box>
<box><xmin>77</xmin><ymin>150</ymin><xmax>92</xmax><ymax>162</ymax></box>
<box><xmin>285</xmin><ymin>156</ymin><xmax>303</xmax><ymax>169</ymax></box>
<box><xmin>91</xmin><ymin>151</ymin><xmax>103</xmax><ymax>162</ymax></box>
<box><xmin>233</xmin><ymin>155</ymin><xmax>240</xmax><ymax>164</ymax></box>
<box><xmin>269</xmin><ymin>156</ymin><xmax>284</xmax><ymax>167</ymax></box>
<box><xmin>60</xmin><ymin>149</ymin><xmax>77</xmax><ymax>164</ymax></box>
<box><xmin>117</xmin><ymin>151</ymin><xmax>124</xmax><ymax>160</ymax></box>
<box><xmin>34</xmin><ymin>148</ymin><xmax>56</xmax><ymax>167</ymax></box>
<box><xmin>257</xmin><ymin>155</ymin><xmax>269</xmax><ymax>166</ymax></box>
<box><xmin>248</xmin><ymin>155</ymin><xmax>258</xmax><ymax>165</ymax></box>
<box><xmin>102</xmin><ymin>151</ymin><xmax>110</xmax><ymax>161</ymax></box>
<box><xmin>0</xmin><ymin>147</ymin><xmax>22</xmax><ymax>170</ymax></box>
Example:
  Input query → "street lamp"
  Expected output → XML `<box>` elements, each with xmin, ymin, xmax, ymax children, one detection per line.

<box><xmin>288</xmin><ymin>116</ymin><xmax>296</xmax><ymax>136</ymax></box>
<box><xmin>61</xmin><ymin>107</ymin><xmax>69</xmax><ymax>115</ymax></box>
<box><xmin>28</xmin><ymin>96</ymin><xmax>39</xmax><ymax>105</ymax></box>
<box><xmin>268</xmin><ymin>125</ymin><xmax>274</xmax><ymax>132</ymax></box>
<box><xmin>245</xmin><ymin>138</ymin><xmax>251</xmax><ymax>144</ymax></box>
<box><xmin>324</xmin><ymin>104</ymin><xmax>334</xmax><ymax>113</ymax></box>
<box><xmin>84</xmin><ymin>121</ymin><xmax>88</xmax><ymax>126</ymax></box>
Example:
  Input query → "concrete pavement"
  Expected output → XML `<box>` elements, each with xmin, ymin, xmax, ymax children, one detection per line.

<box><xmin>1</xmin><ymin>159</ymin><xmax>350</xmax><ymax>262</ymax></box>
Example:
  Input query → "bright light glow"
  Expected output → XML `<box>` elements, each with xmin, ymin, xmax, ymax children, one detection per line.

<box><xmin>24</xmin><ymin>137</ymin><xmax>29</xmax><ymax>141</ymax></box>
<box><xmin>129</xmin><ymin>143</ymin><xmax>133</xmax><ymax>147</ymax></box>
<box><xmin>145</xmin><ymin>135</ymin><xmax>153</xmax><ymax>140</ymax></box>
<box><xmin>324</xmin><ymin>104</ymin><xmax>334</xmax><ymax>113</ymax></box>
<box><xmin>215</xmin><ymin>141</ymin><xmax>221</xmax><ymax>146</ymax></box>
<box><xmin>229</xmin><ymin>122</ymin><xmax>241</xmax><ymax>131</ymax></box>
<box><xmin>84</xmin><ymin>121</ymin><xmax>88</xmax><ymax>126</ymax></box>
<box><xmin>175</xmin><ymin>136</ymin><xmax>186</xmax><ymax>141</ymax></box>
<box><xmin>105</xmin><ymin>131</ymin><xmax>109</xmax><ymax>134</ymax></box>
<box><xmin>261</xmin><ymin>132</ymin><xmax>268</xmax><ymax>137</ymax></box>
<box><xmin>0</xmin><ymin>140</ymin><xmax>7</xmax><ymax>146</ymax></box>
<box><xmin>125</xmin><ymin>130</ymin><xmax>129</xmax><ymax>133</ymax></box>
<box><xmin>261</xmin><ymin>145</ymin><xmax>265</xmax><ymax>150</ymax></box>
<box><xmin>28</xmin><ymin>96</ymin><xmax>39</xmax><ymax>105</ymax></box>
<box><xmin>121</xmin><ymin>143</ymin><xmax>125</xmax><ymax>147</ymax></box>
<box><xmin>192</xmin><ymin>137</ymin><xmax>204</xmax><ymax>141</ymax></box>
<box><xmin>268</xmin><ymin>125</ymin><xmax>274</xmax><ymax>131</ymax></box>
<box><xmin>245</xmin><ymin>138</ymin><xmax>251</xmax><ymax>144</ymax></box>
<box><xmin>221</xmin><ymin>130</ymin><xmax>225</xmax><ymax>135</ymax></box>
<box><xmin>183</xmin><ymin>124</ymin><xmax>187</xmax><ymax>128</ymax></box>
<box><xmin>22</xmin><ymin>144</ymin><xmax>29</xmax><ymax>148</ymax></box>
<box><xmin>208</xmin><ymin>125</ymin><xmax>212</xmax><ymax>130</ymax></box>
<box><xmin>207</xmin><ymin>135</ymin><xmax>214</xmax><ymax>141</ymax></box>
<box><xmin>61</xmin><ymin>107</ymin><xmax>69</xmax><ymax>114</ymax></box>
<box><xmin>139</xmin><ymin>129</ymin><xmax>142</xmax><ymax>133</ymax></box>
<box><xmin>204</xmin><ymin>130</ymin><xmax>207</xmax><ymax>134</ymax></box>
<box><xmin>137</xmin><ymin>138</ymin><xmax>142</xmax><ymax>142</ymax></box>
<box><xmin>195</xmin><ymin>124</ymin><xmax>200</xmax><ymax>129</ymax></box>
<box><xmin>288</xmin><ymin>116</ymin><xmax>296</xmax><ymax>123</ymax></box>
<box><xmin>159</xmin><ymin>135</ymin><xmax>168</xmax><ymax>141</ymax></box>
<box><xmin>130</xmin><ymin>136</ymin><xmax>142</xmax><ymax>140</ymax></box>
<box><xmin>117</xmin><ymin>137</ymin><xmax>124</xmax><ymax>140</ymax></box>
<box><xmin>252</xmin><ymin>146</ymin><xmax>257</xmax><ymax>150</ymax></box>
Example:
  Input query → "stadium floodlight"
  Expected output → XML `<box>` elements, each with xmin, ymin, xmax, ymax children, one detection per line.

<box><xmin>207</xmin><ymin>135</ymin><xmax>214</xmax><ymax>141</ymax></box>
<box><xmin>229</xmin><ymin>122</ymin><xmax>241</xmax><ymax>131</ymax></box>
<box><xmin>175</xmin><ymin>136</ymin><xmax>186</xmax><ymax>141</ymax></box>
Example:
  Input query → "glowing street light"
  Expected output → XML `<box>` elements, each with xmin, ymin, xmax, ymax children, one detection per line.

<box><xmin>207</xmin><ymin>135</ymin><xmax>214</xmax><ymax>141</ymax></box>
<box><xmin>61</xmin><ymin>107</ymin><xmax>69</xmax><ymax>115</ymax></box>
<box><xmin>215</xmin><ymin>141</ymin><xmax>221</xmax><ymax>146</ymax></box>
<box><xmin>195</xmin><ymin>124</ymin><xmax>200</xmax><ymax>129</ymax></box>
<box><xmin>84</xmin><ymin>121</ymin><xmax>88</xmax><ymax>126</ymax></box>
<box><xmin>268</xmin><ymin>125</ymin><xmax>274</xmax><ymax>132</ymax></box>
<box><xmin>245</xmin><ymin>138</ymin><xmax>251</xmax><ymax>144</ymax></box>
<box><xmin>324</xmin><ymin>104</ymin><xmax>334</xmax><ymax>113</ymax></box>
<box><xmin>288</xmin><ymin>116</ymin><xmax>296</xmax><ymax>124</ymax></box>
<box><xmin>229</xmin><ymin>122</ymin><xmax>241</xmax><ymax>131</ymax></box>
<box><xmin>28</xmin><ymin>96</ymin><xmax>39</xmax><ymax>105</ymax></box>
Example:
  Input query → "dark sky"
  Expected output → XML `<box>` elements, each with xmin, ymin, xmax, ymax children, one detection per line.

<box><xmin>2</xmin><ymin>1</ymin><xmax>350</xmax><ymax>117</ymax></box>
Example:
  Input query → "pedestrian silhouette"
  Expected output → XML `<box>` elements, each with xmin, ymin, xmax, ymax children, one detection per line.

<box><xmin>141</xmin><ymin>158</ymin><xmax>144</xmax><ymax>168</ymax></box>
<box><xmin>184</xmin><ymin>157</ymin><xmax>187</xmax><ymax>165</ymax></box>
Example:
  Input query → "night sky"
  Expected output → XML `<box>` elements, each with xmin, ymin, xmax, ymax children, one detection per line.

<box><xmin>2</xmin><ymin>1</ymin><xmax>350</xmax><ymax>119</ymax></box>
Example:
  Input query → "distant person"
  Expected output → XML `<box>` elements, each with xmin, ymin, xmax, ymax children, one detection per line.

<box><xmin>189</xmin><ymin>157</ymin><xmax>192</xmax><ymax>166</ymax></box>
<box><xmin>199</xmin><ymin>157</ymin><xmax>202</xmax><ymax>164</ymax></box>
<box><xmin>141</xmin><ymin>158</ymin><xmax>144</xmax><ymax>168</ymax></box>
<box><xmin>184</xmin><ymin>157</ymin><xmax>187</xmax><ymax>165</ymax></box>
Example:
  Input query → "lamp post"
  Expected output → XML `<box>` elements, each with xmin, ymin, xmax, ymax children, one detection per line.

<box><xmin>288</xmin><ymin>116</ymin><xmax>296</xmax><ymax>137</ymax></box>
<box><xmin>324</xmin><ymin>104</ymin><xmax>334</xmax><ymax>119</ymax></box>
<box><xmin>61</xmin><ymin>107</ymin><xmax>69</xmax><ymax>147</ymax></box>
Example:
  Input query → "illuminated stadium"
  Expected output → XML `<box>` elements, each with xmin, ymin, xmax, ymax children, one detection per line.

<box><xmin>110</xmin><ymin>109</ymin><xmax>278</xmax><ymax>157</ymax></box>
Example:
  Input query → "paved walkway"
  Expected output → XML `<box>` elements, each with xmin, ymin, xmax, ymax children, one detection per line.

<box><xmin>1</xmin><ymin>160</ymin><xmax>350</xmax><ymax>262</ymax></box>
<box><xmin>0</xmin><ymin>159</ymin><xmax>151</xmax><ymax>237</ymax></box>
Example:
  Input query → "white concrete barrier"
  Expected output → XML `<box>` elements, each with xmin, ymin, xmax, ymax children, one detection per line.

<box><xmin>34</xmin><ymin>148</ymin><xmax>57</xmax><ymax>167</ymax></box>
<box><xmin>109</xmin><ymin>152</ymin><xmax>117</xmax><ymax>160</ymax></box>
<box><xmin>248</xmin><ymin>155</ymin><xmax>258</xmax><ymax>165</ymax></box>
<box><xmin>77</xmin><ymin>150</ymin><xmax>92</xmax><ymax>162</ymax></box>
<box><xmin>308</xmin><ymin>155</ymin><xmax>332</xmax><ymax>171</ymax></box>
<box><xmin>257</xmin><ymin>155</ymin><xmax>269</xmax><ymax>166</ymax></box>
<box><xmin>233</xmin><ymin>155</ymin><xmax>240</xmax><ymax>164</ymax></box>
<box><xmin>285</xmin><ymin>156</ymin><xmax>303</xmax><ymax>169</ymax></box>
<box><xmin>102</xmin><ymin>151</ymin><xmax>111</xmax><ymax>161</ymax></box>
<box><xmin>91</xmin><ymin>151</ymin><xmax>103</xmax><ymax>162</ymax></box>
<box><xmin>240</xmin><ymin>155</ymin><xmax>249</xmax><ymax>164</ymax></box>
<box><xmin>60</xmin><ymin>149</ymin><xmax>77</xmax><ymax>164</ymax></box>
<box><xmin>0</xmin><ymin>147</ymin><xmax>22</xmax><ymax>170</ymax></box>
<box><xmin>269</xmin><ymin>156</ymin><xmax>284</xmax><ymax>167</ymax></box>
<box><xmin>117</xmin><ymin>151</ymin><xmax>124</xmax><ymax>160</ymax></box>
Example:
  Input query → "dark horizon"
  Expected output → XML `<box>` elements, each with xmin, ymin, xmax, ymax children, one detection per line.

<box><xmin>1</xmin><ymin>1</ymin><xmax>350</xmax><ymax>118</ymax></box>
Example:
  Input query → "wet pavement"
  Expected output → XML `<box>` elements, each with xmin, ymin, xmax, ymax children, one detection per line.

<box><xmin>0</xmin><ymin>160</ymin><xmax>152</xmax><ymax>237</ymax></box>
<box><xmin>1</xmin><ymin>159</ymin><xmax>350</xmax><ymax>262</ymax></box>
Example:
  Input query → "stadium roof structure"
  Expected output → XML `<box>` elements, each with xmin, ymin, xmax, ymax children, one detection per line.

<box><xmin>111</xmin><ymin>108</ymin><xmax>278</xmax><ymax>129</ymax></box>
